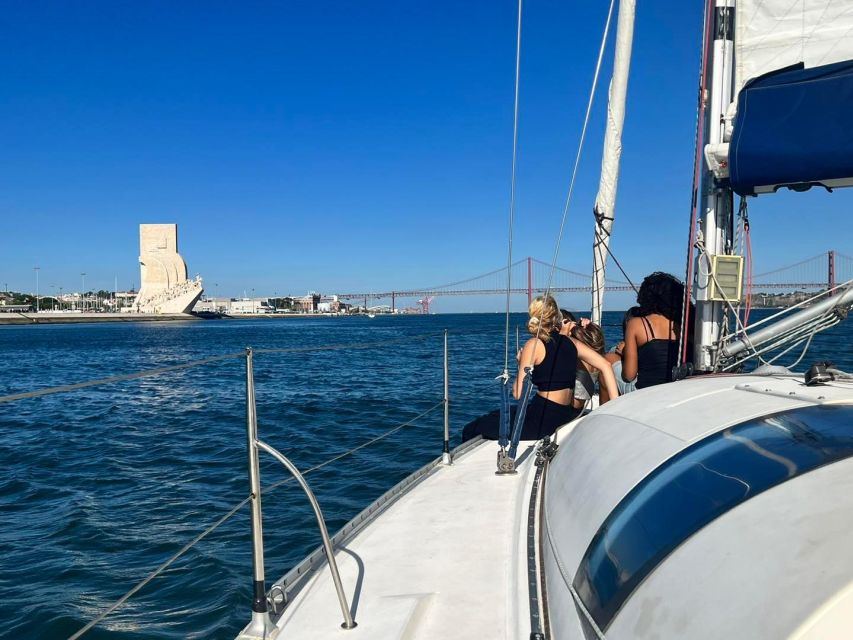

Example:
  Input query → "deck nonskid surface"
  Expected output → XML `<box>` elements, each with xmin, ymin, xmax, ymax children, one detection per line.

<box><xmin>273</xmin><ymin>439</ymin><xmax>539</xmax><ymax>639</ymax></box>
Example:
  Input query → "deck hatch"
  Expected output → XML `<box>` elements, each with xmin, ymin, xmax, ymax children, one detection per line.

<box><xmin>572</xmin><ymin>404</ymin><xmax>853</xmax><ymax>631</ymax></box>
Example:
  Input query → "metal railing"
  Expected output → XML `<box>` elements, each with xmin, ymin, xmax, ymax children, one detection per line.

<box><xmin>240</xmin><ymin>347</ymin><xmax>355</xmax><ymax>638</ymax></box>
<box><xmin>238</xmin><ymin>331</ymin><xmax>453</xmax><ymax>636</ymax></box>
<box><xmin>0</xmin><ymin>328</ymin><xmax>457</xmax><ymax>639</ymax></box>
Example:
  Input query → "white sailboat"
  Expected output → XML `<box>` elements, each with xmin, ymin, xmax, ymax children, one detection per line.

<box><xmin>236</xmin><ymin>2</ymin><xmax>853</xmax><ymax>638</ymax></box>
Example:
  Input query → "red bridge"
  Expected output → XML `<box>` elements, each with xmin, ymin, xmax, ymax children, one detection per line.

<box><xmin>337</xmin><ymin>251</ymin><xmax>853</xmax><ymax>311</ymax></box>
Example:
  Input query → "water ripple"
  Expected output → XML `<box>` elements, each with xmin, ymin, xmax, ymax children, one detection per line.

<box><xmin>0</xmin><ymin>312</ymin><xmax>850</xmax><ymax>639</ymax></box>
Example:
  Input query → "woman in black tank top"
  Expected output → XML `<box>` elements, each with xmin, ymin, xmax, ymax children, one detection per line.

<box><xmin>513</xmin><ymin>296</ymin><xmax>619</xmax><ymax>439</ymax></box>
<box><xmin>622</xmin><ymin>272</ymin><xmax>685</xmax><ymax>389</ymax></box>
<box><xmin>460</xmin><ymin>297</ymin><xmax>620</xmax><ymax>442</ymax></box>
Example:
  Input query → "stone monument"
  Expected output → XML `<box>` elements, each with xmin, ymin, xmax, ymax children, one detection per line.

<box><xmin>134</xmin><ymin>224</ymin><xmax>203</xmax><ymax>313</ymax></box>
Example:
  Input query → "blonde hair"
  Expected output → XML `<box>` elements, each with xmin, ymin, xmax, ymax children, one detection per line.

<box><xmin>571</xmin><ymin>322</ymin><xmax>605</xmax><ymax>354</ymax></box>
<box><xmin>527</xmin><ymin>295</ymin><xmax>561</xmax><ymax>342</ymax></box>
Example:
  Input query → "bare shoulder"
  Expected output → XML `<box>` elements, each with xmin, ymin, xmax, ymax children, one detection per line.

<box><xmin>521</xmin><ymin>336</ymin><xmax>546</xmax><ymax>362</ymax></box>
<box><xmin>626</xmin><ymin>316</ymin><xmax>644</xmax><ymax>334</ymax></box>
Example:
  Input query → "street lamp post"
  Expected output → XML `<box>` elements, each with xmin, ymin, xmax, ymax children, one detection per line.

<box><xmin>81</xmin><ymin>273</ymin><xmax>86</xmax><ymax>312</ymax></box>
<box><xmin>59</xmin><ymin>286</ymin><xmax>63</xmax><ymax>311</ymax></box>
<box><xmin>251</xmin><ymin>288</ymin><xmax>256</xmax><ymax>313</ymax></box>
<box><xmin>34</xmin><ymin>267</ymin><xmax>40</xmax><ymax>313</ymax></box>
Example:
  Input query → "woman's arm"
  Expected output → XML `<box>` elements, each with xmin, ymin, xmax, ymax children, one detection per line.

<box><xmin>513</xmin><ymin>338</ymin><xmax>542</xmax><ymax>399</ymax></box>
<box><xmin>573</xmin><ymin>340</ymin><xmax>619</xmax><ymax>402</ymax></box>
<box><xmin>599</xmin><ymin>378</ymin><xmax>611</xmax><ymax>404</ymax></box>
<box><xmin>621</xmin><ymin>318</ymin><xmax>641</xmax><ymax>382</ymax></box>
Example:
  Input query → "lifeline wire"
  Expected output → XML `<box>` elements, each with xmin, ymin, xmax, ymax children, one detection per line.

<box><xmin>263</xmin><ymin>400</ymin><xmax>445</xmax><ymax>492</ymax></box>
<box><xmin>0</xmin><ymin>332</ymin><xmax>446</xmax><ymax>404</ymax></box>
<box><xmin>0</xmin><ymin>352</ymin><xmax>245</xmax><ymax>403</ymax></box>
<box><xmin>69</xmin><ymin>398</ymin><xmax>445</xmax><ymax>639</ymax></box>
<box><xmin>68</xmin><ymin>496</ymin><xmax>252</xmax><ymax>640</ymax></box>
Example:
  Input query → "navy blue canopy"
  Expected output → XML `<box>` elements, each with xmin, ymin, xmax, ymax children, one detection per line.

<box><xmin>729</xmin><ymin>59</ymin><xmax>853</xmax><ymax>196</ymax></box>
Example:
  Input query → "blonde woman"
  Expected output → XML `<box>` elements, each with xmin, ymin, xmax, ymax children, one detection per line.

<box><xmin>513</xmin><ymin>296</ymin><xmax>619</xmax><ymax>439</ymax></box>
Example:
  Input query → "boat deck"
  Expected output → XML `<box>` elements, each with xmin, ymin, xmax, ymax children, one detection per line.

<box><xmin>265</xmin><ymin>437</ymin><xmax>543</xmax><ymax>639</ymax></box>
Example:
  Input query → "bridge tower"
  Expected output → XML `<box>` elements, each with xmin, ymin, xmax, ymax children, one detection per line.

<box><xmin>527</xmin><ymin>257</ymin><xmax>533</xmax><ymax>307</ymax></box>
<box><xmin>828</xmin><ymin>250</ymin><xmax>836</xmax><ymax>294</ymax></box>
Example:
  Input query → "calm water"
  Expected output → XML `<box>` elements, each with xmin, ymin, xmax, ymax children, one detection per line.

<box><xmin>1</xmin><ymin>312</ymin><xmax>851</xmax><ymax>639</ymax></box>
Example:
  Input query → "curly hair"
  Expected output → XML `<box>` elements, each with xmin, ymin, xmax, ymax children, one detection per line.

<box><xmin>636</xmin><ymin>272</ymin><xmax>684</xmax><ymax>321</ymax></box>
<box><xmin>527</xmin><ymin>295</ymin><xmax>561</xmax><ymax>342</ymax></box>
<box><xmin>571</xmin><ymin>322</ymin><xmax>605</xmax><ymax>354</ymax></box>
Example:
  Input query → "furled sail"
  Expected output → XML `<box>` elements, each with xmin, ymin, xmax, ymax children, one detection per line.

<box><xmin>711</xmin><ymin>1</ymin><xmax>853</xmax><ymax>195</ymax></box>
<box><xmin>591</xmin><ymin>0</ymin><xmax>635</xmax><ymax>325</ymax></box>
<box><xmin>734</xmin><ymin>1</ymin><xmax>853</xmax><ymax>94</ymax></box>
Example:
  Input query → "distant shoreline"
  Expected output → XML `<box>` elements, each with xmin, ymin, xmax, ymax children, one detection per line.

<box><xmin>0</xmin><ymin>312</ymin><xmax>382</xmax><ymax>325</ymax></box>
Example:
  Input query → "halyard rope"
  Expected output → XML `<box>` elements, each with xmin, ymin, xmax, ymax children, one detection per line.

<box><xmin>505</xmin><ymin>0</ymin><xmax>617</xmax><ymax>460</ymax></box>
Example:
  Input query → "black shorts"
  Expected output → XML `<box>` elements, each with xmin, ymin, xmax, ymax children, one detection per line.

<box><xmin>461</xmin><ymin>394</ymin><xmax>579</xmax><ymax>442</ymax></box>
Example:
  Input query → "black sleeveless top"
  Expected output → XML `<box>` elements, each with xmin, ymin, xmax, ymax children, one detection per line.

<box><xmin>636</xmin><ymin>316</ymin><xmax>678</xmax><ymax>389</ymax></box>
<box><xmin>531</xmin><ymin>331</ymin><xmax>577</xmax><ymax>391</ymax></box>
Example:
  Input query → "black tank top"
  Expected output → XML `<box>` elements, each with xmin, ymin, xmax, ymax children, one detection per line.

<box><xmin>636</xmin><ymin>317</ymin><xmax>678</xmax><ymax>389</ymax></box>
<box><xmin>531</xmin><ymin>331</ymin><xmax>577</xmax><ymax>391</ymax></box>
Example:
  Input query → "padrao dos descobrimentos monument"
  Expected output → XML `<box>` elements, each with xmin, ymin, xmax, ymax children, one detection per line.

<box><xmin>133</xmin><ymin>224</ymin><xmax>203</xmax><ymax>314</ymax></box>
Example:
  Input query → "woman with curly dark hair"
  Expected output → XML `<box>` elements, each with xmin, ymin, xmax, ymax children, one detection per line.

<box><xmin>621</xmin><ymin>272</ymin><xmax>684</xmax><ymax>389</ymax></box>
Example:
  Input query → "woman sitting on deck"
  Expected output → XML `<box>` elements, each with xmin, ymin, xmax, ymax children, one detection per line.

<box><xmin>567</xmin><ymin>321</ymin><xmax>612</xmax><ymax>410</ymax></box>
<box><xmin>513</xmin><ymin>296</ymin><xmax>618</xmax><ymax>439</ymax></box>
<box><xmin>621</xmin><ymin>272</ymin><xmax>684</xmax><ymax>389</ymax></box>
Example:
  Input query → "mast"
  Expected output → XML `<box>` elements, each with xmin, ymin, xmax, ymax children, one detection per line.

<box><xmin>693</xmin><ymin>0</ymin><xmax>735</xmax><ymax>371</ymax></box>
<box><xmin>591</xmin><ymin>0</ymin><xmax>635</xmax><ymax>326</ymax></box>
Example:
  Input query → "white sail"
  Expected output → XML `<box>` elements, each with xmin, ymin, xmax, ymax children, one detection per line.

<box><xmin>591</xmin><ymin>0</ymin><xmax>635</xmax><ymax>326</ymax></box>
<box><xmin>735</xmin><ymin>1</ymin><xmax>853</xmax><ymax>93</ymax></box>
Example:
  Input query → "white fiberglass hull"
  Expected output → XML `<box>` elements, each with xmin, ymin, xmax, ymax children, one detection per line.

<box><xmin>246</xmin><ymin>373</ymin><xmax>853</xmax><ymax>640</ymax></box>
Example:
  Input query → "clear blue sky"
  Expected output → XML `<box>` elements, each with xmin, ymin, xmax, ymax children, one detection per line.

<box><xmin>1</xmin><ymin>1</ymin><xmax>850</xmax><ymax>312</ymax></box>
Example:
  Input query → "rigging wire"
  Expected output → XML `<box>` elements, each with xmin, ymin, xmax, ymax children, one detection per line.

<box><xmin>541</xmin><ymin>0</ymin><xmax>616</xmax><ymax>300</ymax></box>
<box><xmin>679</xmin><ymin>0</ymin><xmax>715</xmax><ymax>366</ymax></box>
<box><xmin>68</xmin><ymin>399</ymin><xmax>445</xmax><ymax>639</ymax></box>
<box><xmin>67</xmin><ymin>496</ymin><xmax>252</xmax><ymax>640</ymax></box>
<box><xmin>505</xmin><ymin>0</ymin><xmax>617</xmax><ymax>461</ymax></box>
<box><xmin>1</xmin><ymin>331</ymin><xmax>450</xmax><ymax>405</ymax></box>
<box><xmin>503</xmin><ymin>0</ymin><xmax>524</xmax><ymax>376</ymax></box>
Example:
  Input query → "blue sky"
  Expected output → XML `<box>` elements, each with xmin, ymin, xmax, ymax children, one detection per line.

<box><xmin>1</xmin><ymin>1</ymin><xmax>850</xmax><ymax>312</ymax></box>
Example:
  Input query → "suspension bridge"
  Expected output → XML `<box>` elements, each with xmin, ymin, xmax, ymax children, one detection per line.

<box><xmin>337</xmin><ymin>251</ymin><xmax>853</xmax><ymax>311</ymax></box>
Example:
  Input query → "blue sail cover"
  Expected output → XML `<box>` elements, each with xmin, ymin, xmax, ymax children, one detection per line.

<box><xmin>729</xmin><ymin>60</ymin><xmax>853</xmax><ymax>196</ymax></box>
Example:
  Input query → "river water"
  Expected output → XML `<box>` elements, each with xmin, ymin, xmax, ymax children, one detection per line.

<box><xmin>1</xmin><ymin>311</ymin><xmax>851</xmax><ymax>639</ymax></box>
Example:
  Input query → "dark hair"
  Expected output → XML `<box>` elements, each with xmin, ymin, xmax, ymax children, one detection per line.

<box><xmin>571</xmin><ymin>322</ymin><xmax>605</xmax><ymax>354</ymax></box>
<box><xmin>636</xmin><ymin>272</ymin><xmax>684</xmax><ymax>321</ymax></box>
<box><xmin>560</xmin><ymin>308</ymin><xmax>576</xmax><ymax>323</ymax></box>
<box><xmin>623</xmin><ymin>306</ymin><xmax>640</xmax><ymax>338</ymax></box>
